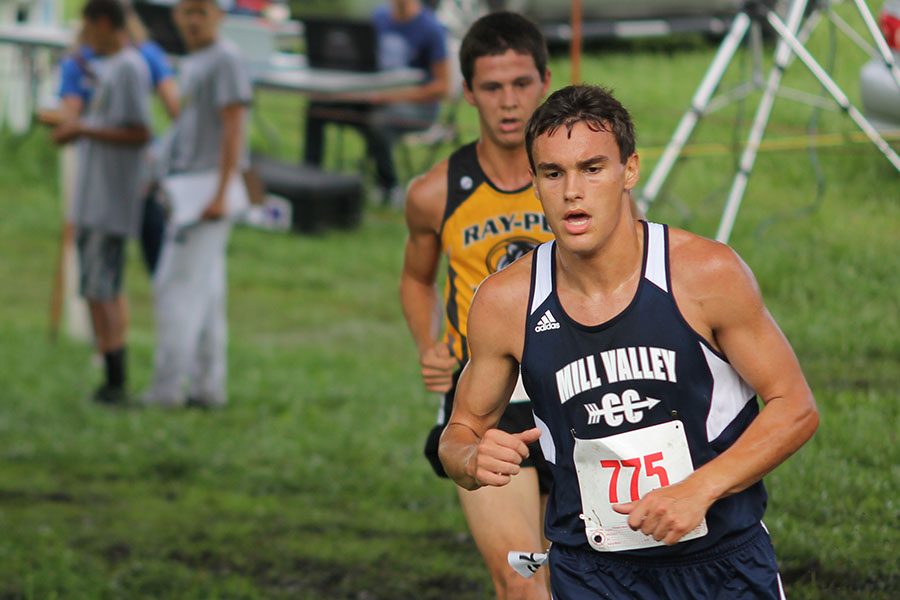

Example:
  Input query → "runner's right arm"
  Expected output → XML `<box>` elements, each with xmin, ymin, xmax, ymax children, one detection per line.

<box><xmin>399</xmin><ymin>161</ymin><xmax>459</xmax><ymax>392</ymax></box>
<box><xmin>439</xmin><ymin>261</ymin><xmax>540</xmax><ymax>490</ymax></box>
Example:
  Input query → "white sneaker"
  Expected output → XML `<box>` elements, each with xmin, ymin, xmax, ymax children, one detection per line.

<box><xmin>382</xmin><ymin>185</ymin><xmax>405</xmax><ymax>209</ymax></box>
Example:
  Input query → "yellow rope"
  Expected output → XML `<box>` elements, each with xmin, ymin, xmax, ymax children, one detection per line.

<box><xmin>638</xmin><ymin>130</ymin><xmax>900</xmax><ymax>159</ymax></box>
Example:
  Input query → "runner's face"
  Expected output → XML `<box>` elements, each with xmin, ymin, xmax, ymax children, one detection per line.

<box><xmin>174</xmin><ymin>0</ymin><xmax>222</xmax><ymax>50</ymax></box>
<box><xmin>464</xmin><ymin>50</ymin><xmax>549</xmax><ymax>150</ymax></box>
<box><xmin>531</xmin><ymin>121</ymin><xmax>639</xmax><ymax>254</ymax></box>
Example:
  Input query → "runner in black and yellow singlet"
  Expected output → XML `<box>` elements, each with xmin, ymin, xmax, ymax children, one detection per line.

<box><xmin>423</xmin><ymin>141</ymin><xmax>554</xmax><ymax>484</ymax></box>
<box><xmin>440</xmin><ymin>141</ymin><xmax>553</xmax><ymax>364</ymax></box>
<box><xmin>399</xmin><ymin>13</ymin><xmax>557</xmax><ymax>598</ymax></box>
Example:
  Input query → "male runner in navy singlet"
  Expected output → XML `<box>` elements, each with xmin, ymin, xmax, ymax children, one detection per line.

<box><xmin>439</xmin><ymin>85</ymin><xmax>819</xmax><ymax>599</ymax></box>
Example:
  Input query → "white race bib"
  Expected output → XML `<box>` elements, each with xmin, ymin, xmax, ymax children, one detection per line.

<box><xmin>574</xmin><ymin>420</ymin><xmax>708</xmax><ymax>552</ymax></box>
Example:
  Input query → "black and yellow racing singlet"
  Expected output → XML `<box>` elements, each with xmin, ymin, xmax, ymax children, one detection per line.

<box><xmin>440</xmin><ymin>142</ymin><xmax>554</xmax><ymax>362</ymax></box>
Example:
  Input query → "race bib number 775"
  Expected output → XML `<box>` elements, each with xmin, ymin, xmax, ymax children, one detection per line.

<box><xmin>573</xmin><ymin>420</ymin><xmax>708</xmax><ymax>552</ymax></box>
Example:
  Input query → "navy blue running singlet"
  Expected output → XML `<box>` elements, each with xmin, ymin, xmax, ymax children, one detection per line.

<box><xmin>520</xmin><ymin>221</ymin><xmax>767</xmax><ymax>558</ymax></box>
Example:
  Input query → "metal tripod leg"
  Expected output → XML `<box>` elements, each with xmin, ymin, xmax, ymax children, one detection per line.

<box><xmin>767</xmin><ymin>9</ymin><xmax>900</xmax><ymax>165</ymax></box>
<box><xmin>714</xmin><ymin>0</ymin><xmax>812</xmax><ymax>242</ymax></box>
<box><xmin>716</xmin><ymin>5</ymin><xmax>900</xmax><ymax>242</ymax></box>
<box><xmin>851</xmin><ymin>0</ymin><xmax>900</xmax><ymax>92</ymax></box>
<box><xmin>636</xmin><ymin>12</ymin><xmax>752</xmax><ymax>214</ymax></box>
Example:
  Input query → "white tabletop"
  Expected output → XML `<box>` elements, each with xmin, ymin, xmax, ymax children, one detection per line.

<box><xmin>0</xmin><ymin>23</ymin><xmax>72</xmax><ymax>49</ymax></box>
<box><xmin>254</xmin><ymin>66</ymin><xmax>424</xmax><ymax>94</ymax></box>
<box><xmin>0</xmin><ymin>23</ymin><xmax>424</xmax><ymax>95</ymax></box>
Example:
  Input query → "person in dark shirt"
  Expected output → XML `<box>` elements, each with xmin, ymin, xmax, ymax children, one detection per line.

<box><xmin>303</xmin><ymin>0</ymin><xmax>449</xmax><ymax>206</ymax></box>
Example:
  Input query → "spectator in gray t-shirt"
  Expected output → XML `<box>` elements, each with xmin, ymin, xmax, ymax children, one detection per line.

<box><xmin>143</xmin><ymin>0</ymin><xmax>252</xmax><ymax>409</ymax></box>
<box><xmin>168</xmin><ymin>37</ymin><xmax>251</xmax><ymax>175</ymax></box>
<box><xmin>51</xmin><ymin>0</ymin><xmax>151</xmax><ymax>405</ymax></box>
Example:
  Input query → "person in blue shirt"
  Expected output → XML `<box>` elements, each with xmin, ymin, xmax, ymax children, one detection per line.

<box><xmin>303</xmin><ymin>0</ymin><xmax>449</xmax><ymax>206</ymax></box>
<box><xmin>58</xmin><ymin>5</ymin><xmax>178</xmax><ymax>121</ymax></box>
<box><xmin>56</xmin><ymin>3</ymin><xmax>179</xmax><ymax>275</ymax></box>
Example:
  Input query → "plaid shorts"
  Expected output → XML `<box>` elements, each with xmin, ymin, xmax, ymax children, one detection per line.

<box><xmin>77</xmin><ymin>228</ymin><xmax>126</xmax><ymax>301</ymax></box>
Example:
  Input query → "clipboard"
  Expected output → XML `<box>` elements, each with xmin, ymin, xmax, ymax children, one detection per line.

<box><xmin>161</xmin><ymin>170</ymin><xmax>249</xmax><ymax>228</ymax></box>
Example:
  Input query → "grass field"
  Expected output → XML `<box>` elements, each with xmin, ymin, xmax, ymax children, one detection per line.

<box><xmin>1</xmin><ymin>6</ymin><xmax>898</xmax><ymax>598</ymax></box>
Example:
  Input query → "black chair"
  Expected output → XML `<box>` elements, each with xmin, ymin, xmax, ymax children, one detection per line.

<box><xmin>252</xmin><ymin>155</ymin><xmax>364</xmax><ymax>234</ymax></box>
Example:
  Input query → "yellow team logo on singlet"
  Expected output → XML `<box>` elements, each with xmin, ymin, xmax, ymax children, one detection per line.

<box><xmin>486</xmin><ymin>236</ymin><xmax>543</xmax><ymax>273</ymax></box>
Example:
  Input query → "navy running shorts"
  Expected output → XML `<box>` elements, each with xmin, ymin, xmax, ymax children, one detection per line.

<box><xmin>548</xmin><ymin>523</ymin><xmax>785</xmax><ymax>600</ymax></box>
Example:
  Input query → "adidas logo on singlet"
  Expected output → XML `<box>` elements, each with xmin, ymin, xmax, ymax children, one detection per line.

<box><xmin>535</xmin><ymin>310</ymin><xmax>561</xmax><ymax>332</ymax></box>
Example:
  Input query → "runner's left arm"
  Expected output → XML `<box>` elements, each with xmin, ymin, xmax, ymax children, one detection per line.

<box><xmin>614</xmin><ymin>242</ymin><xmax>819</xmax><ymax>544</ymax></box>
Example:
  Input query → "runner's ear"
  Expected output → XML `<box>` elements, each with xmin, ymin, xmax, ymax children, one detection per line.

<box><xmin>623</xmin><ymin>153</ymin><xmax>640</xmax><ymax>191</ymax></box>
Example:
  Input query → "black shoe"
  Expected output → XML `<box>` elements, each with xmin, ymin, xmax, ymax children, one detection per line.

<box><xmin>185</xmin><ymin>394</ymin><xmax>226</xmax><ymax>410</ymax></box>
<box><xmin>92</xmin><ymin>385</ymin><xmax>128</xmax><ymax>405</ymax></box>
<box><xmin>185</xmin><ymin>396</ymin><xmax>216</xmax><ymax>410</ymax></box>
